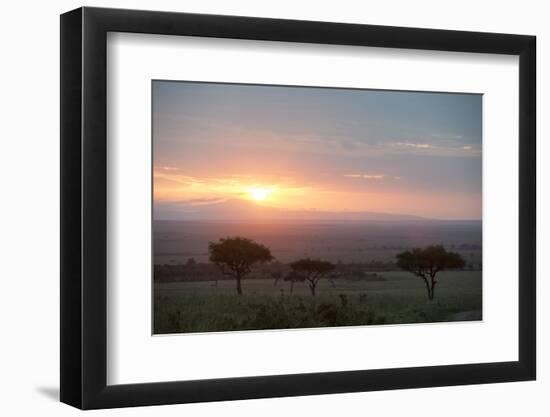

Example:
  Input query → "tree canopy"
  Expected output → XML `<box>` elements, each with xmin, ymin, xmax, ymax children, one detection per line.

<box><xmin>208</xmin><ymin>237</ymin><xmax>273</xmax><ymax>294</ymax></box>
<box><xmin>290</xmin><ymin>258</ymin><xmax>335</xmax><ymax>296</ymax></box>
<box><xmin>282</xmin><ymin>270</ymin><xmax>306</xmax><ymax>293</ymax></box>
<box><xmin>396</xmin><ymin>245</ymin><xmax>465</xmax><ymax>300</ymax></box>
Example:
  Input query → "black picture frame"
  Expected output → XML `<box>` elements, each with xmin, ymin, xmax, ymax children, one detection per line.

<box><xmin>60</xmin><ymin>6</ymin><xmax>536</xmax><ymax>410</ymax></box>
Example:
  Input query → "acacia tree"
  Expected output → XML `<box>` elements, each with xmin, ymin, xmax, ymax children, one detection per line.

<box><xmin>290</xmin><ymin>258</ymin><xmax>335</xmax><ymax>296</ymax></box>
<box><xmin>208</xmin><ymin>237</ymin><xmax>273</xmax><ymax>295</ymax></box>
<box><xmin>283</xmin><ymin>271</ymin><xmax>305</xmax><ymax>294</ymax></box>
<box><xmin>272</xmin><ymin>271</ymin><xmax>282</xmax><ymax>286</ymax></box>
<box><xmin>396</xmin><ymin>245</ymin><xmax>465</xmax><ymax>300</ymax></box>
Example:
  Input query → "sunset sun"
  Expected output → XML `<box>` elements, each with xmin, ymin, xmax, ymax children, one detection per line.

<box><xmin>248</xmin><ymin>187</ymin><xmax>271</xmax><ymax>202</ymax></box>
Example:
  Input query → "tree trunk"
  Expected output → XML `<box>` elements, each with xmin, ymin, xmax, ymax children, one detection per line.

<box><xmin>423</xmin><ymin>278</ymin><xmax>433</xmax><ymax>301</ymax></box>
<box><xmin>427</xmin><ymin>274</ymin><xmax>437</xmax><ymax>300</ymax></box>
<box><xmin>310</xmin><ymin>283</ymin><xmax>316</xmax><ymax>296</ymax></box>
<box><xmin>429</xmin><ymin>281</ymin><xmax>436</xmax><ymax>300</ymax></box>
<box><xmin>236</xmin><ymin>275</ymin><xmax>242</xmax><ymax>295</ymax></box>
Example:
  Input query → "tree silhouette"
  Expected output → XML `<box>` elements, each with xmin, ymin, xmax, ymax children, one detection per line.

<box><xmin>283</xmin><ymin>270</ymin><xmax>306</xmax><ymax>294</ymax></box>
<box><xmin>271</xmin><ymin>271</ymin><xmax>282</xmax><ymax>286</ymax></box>
<box><xmin>396</xmin><ymin>245</ymin><xmax>465</xmax><ymax>300</ymax></box>
<box><xmin>290</xmin><ymin>258</ymin><xmax>335</xmax><ymax>296</ymax></box>
<box><xmin>208</xmin><ymin>237</ymin><xmax>273</xmax><ymax>295</ymax></box>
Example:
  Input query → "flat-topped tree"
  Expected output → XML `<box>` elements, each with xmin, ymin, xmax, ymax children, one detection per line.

<box><xmin>272</xmin><ymin>271</ymin><xmax>282</xmax><ymax>286</ymax></box>
<box><xmin>396</xmin><ymin>245</ymin><xmax>465</xmax><ymax>300</ymax></box>
<box><xmin>290</xmin><ymin>258</ymin><xmax>335</xmax><ymax>296</ymax></box>
<box><xmin>283</xmin><ymin>270</ymin><xmax>306</xmax><ymax>294</ymax></box>
<box><xmin>208</xmin><ymin>237</ymin><xmax>273</xmax><ymax>295</ymax></box>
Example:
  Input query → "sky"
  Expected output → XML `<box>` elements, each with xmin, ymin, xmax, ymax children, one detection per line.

<box><xmin>153</xmin><ymin>81</ymin><xmax>482</xmax><ymax>220</ymax></box>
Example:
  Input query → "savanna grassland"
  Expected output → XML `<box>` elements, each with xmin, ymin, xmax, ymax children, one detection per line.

<box><xmin>153</xmin><ymin>220</ymin><xmax>482</xmax><ymax>334</ymax></box>
<box><xmin>154</xmin><ymin>271</ymin><xmax>482</xmax><ymax>334</ymax></box>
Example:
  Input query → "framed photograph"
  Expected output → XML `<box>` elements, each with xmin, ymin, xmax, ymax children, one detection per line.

<box><xmin>60</xmin><ymin>6</ymin><xmax>536</xmax><ymax>409</ymax></box>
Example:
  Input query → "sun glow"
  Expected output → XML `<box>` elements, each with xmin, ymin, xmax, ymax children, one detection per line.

<box><xmin>248</xmin><ymin>187</ymin><xmax>272</xmax><ymax>202</ymax></box>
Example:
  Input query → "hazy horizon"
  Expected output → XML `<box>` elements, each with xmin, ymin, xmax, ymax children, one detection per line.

<box><xmin>153</xmin><ymin>197</ymin><xmax>482</xmax><ymax>222</ymax></box>
<box><xmin>153</xmin><ymin>81</ymin><xmax>482</xmax><ymax>221</ymax></box>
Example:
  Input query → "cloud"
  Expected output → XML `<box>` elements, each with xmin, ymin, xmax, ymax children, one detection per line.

<box><xmin>171</xmin><ymin>197</ymin><xmax>227</xmax><ymax>206</ymax></box>
<box><xmin>386</xmin><ymin>141</ymin><xmax>481</xmax><ymax>157</ymax></box>
<box><xmin>393</xmin><ymin>142</ymin><xmax>432</xmax><ymax>149</ymax></box>
<box><xmin>344</xmin><ymin>174</ymin><xmax>385</xmax><ymax>180</ymax></box>
<box><xmin>156</xmin><ymin>166</ymin><xmax>180</xmax><ymax>171</ymax></box>
<box><xmin>153</xmin><ymin>169</ymin><xmax>204</xmax><ymax>186</ymax></box>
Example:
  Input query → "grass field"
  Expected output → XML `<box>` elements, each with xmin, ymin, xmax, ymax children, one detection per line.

<box><xmin>153</xmin><ymin>271</ymin><xmax>482</xmax><ymax>334</ymax></box>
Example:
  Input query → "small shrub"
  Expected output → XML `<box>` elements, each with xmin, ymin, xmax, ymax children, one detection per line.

<box><xmin>338</xmin><ymin>293</ymin><xmax>349</xmax><ymax>308</ymax></box>
<box><xmin>316</xmin><ymin>303</ymin><xmax>338</xmax><ymax>325</ymax></box>
<box><xmin>167</xmin><ymin>310</ymin><xmax>182</xmax><ymax>331</ymax></box>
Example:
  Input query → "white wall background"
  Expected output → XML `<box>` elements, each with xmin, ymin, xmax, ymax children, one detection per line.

<box><xmin>0</xmin><ymin>0</ymin><xmax>545</xmax><ymax>415</ymax></box>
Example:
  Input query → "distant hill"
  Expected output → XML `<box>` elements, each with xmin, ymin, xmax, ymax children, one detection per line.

<box><xmin>156</xmin><ymin>198</ymin><xmax>432</xmax><ymax>223</ymax></box>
